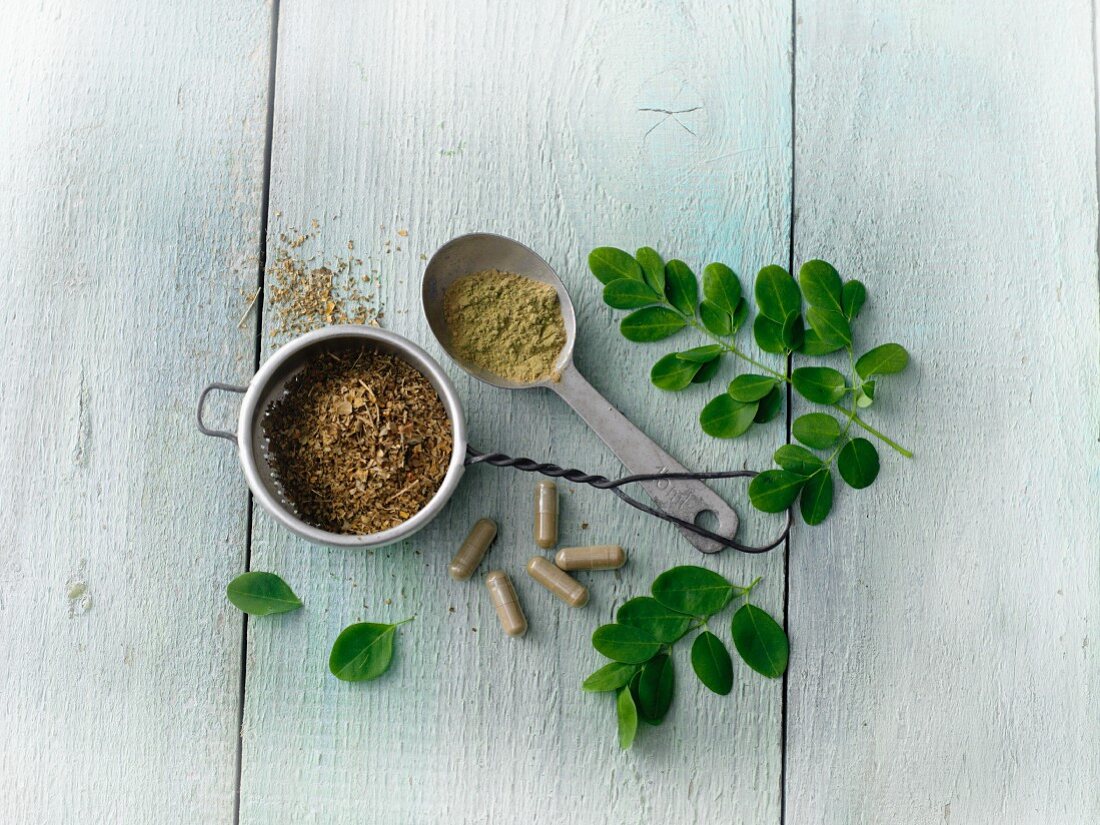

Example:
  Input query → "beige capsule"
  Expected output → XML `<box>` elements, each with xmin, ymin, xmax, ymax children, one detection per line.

<box><xmin>485</xmin><ymin>570</ymin><xmax>527</xmax><ymax>637</ymax></box>
<box><xmin>448</xmin><ymin>518</ymin><xmax>497</xmax><ymax>581</ymax></box>
<box><xmin>554</xmin><ymin>544</ymin><xmax>627</xmax><ymax>571</ymax></box>
<box><xmin>533</xmin><ymin>480</ymin><xmax>558</xmax><ymax>549</ymax></box>
<box><xmin>526</xmin><ymin>556</ymin><xmax>589</xmax><ymax>608</ymax></box>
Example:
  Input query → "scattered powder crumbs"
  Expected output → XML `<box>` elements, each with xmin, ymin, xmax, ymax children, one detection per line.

<box><xmin>443</xmin><ymin>269</ymin><xmax>567</xmax><ymax>383</ymax></box>
<box><xmin>263</xmin><ymin>347</ymin><xmax>453</xmax><ymax>535</ymax></box>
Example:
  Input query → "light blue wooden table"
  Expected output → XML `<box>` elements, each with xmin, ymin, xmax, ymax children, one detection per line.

<box><xmin>2</xmin><ymin>2</ymin><xmax>1098</xmax><ymax>823</ymax></box>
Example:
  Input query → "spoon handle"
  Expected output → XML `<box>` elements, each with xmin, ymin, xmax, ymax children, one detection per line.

<box><xmin>550</xmin><ymin>366</ymin><xmax>740</xmax><ymax>554</ymax></box>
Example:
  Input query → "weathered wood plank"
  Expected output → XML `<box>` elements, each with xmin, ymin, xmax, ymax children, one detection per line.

<box><xmin>0</xmin><ymin>1</ymin><xmax>270</xmax><ymax>820</ymax></box>
<box><xmin>240</xmin><ymin>1</ymin><xmax>791</xmax><ymax>821</ymax></box>
<box><xmin>786</xmin><ymin>2</ymin><xmax>1100</xmax><ymax>822</ymax></box>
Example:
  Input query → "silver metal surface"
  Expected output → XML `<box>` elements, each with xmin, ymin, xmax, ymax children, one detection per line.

<box><xmin>422</xmin><ymin>233</ymin><xmax>739</xmax><ymax>553</ymax></box>
<box><xmin>198</xmin><ymin>326</ymin><xmax>468</xmax><ymax>549</ymax></box>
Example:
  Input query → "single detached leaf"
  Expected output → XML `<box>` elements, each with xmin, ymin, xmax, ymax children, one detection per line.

<box><xmin>728</xmin><ymin>374</ymin><xmax>777</xmax><ymax>402</ymax></box>
<box><xmin>837</xmin><ymin>437</ymin><xmax>880</xmax><ymax>489</ymax></box>
<box><xmin>677</xmin><ymin>344</ymin><xmax>723</xmax><ymax>363</ymax></box>
<box><xmin>699</xmin><ymin>394</ymin><xmax>757</xmax><ymax>439</ymax></box>
<box><xmin>692</xmin><ymin>355</ymin><xmax>722</xmax><ymax>384</ymax></box>
<box><xmin>651</xmin><ymin>566</ymin><xmax>735</xmax><ymax>618</ymax></box>
<box><xmin>592</xmin><ymin>624</ymin><xmax>662</xmax><ymax>664</ymax></box>
<box><xmin>635</xmin><ymin>246</ymin><xmax>665</xmax><ymax>293</ymax></box>
<box><xmin>226</xmin><ymin>572</ymin><xmax>302</xmax><ymax>616</ymax></box>
<box><xmin>329</xmin><ymin>622</ymin><xmax>400</xmax><ymax>682</ymax></box>
<box><xmin>800</xmin><ymin>329</ymin><xmax>845</xmax><ymax>356</ymax></box>
<box><xmin>699</xmin><ymin>300</ymin><xmax>732</xmax><ymax>336</ymax></box>
<box><xmin>603</xmin><ymin>279</ymin><xmax>662</xmax><ymax>309</ymax></box>
<box><xmin>753</xmin><ymin>314</ymin><xmax>787</xmax><ymax>354</ymax></box>
<box><xmin>617</xmin><ymin>685</ymin><xmax>638</xmax><ymax>749</ymax></box>
<box><xmin>791</xmin><ymin>366</ymin><xmax>847</xmax><ymax>405</ymax></box>
<box><xmin>589</xmin><ymin>247</ymin><xmax>642</xmax><ymax>284</ymax></box>
<box><xmin>798</xmin><ymin>259</ymin><xmax>843</xmax><ymax>312</ymax></box>
<box><xmin>805</xmin><ymin>306</ymin><xmax>852</xmax><ymax>349</ymax></box>
<box><xmin>754</xmin><ymin>385</ymin><xmax>784</xmax><ymax>423</ymax></box>
<box><xmin>748</xmin><ymin>469</ymin><xmax>806</xmax><ymax>513</ymax></box>
<box><xmin>636</xmin><ymin>653</ymin><xmax>675</xmax><ymax>725</ymax></box>
<box><xmin>792</xmin><ymin>413</ymin><xmax>842</xmax><ymax>449</ymax></box>
<box><xmin>799</xmin><ymin>468</ymin><xmax>834</xmax><ymax>525</ymax></box>
<box><xmin>731</xmin><ymin>297</ymin><xmax>750</xmax><ymax>331</ymax></box>
<box><xmin>691</xmin><ymin>631</ymin><xmax>734</xmax><ymax>695</ymax></box>
<box><xmin>774</xmin><ymin>444</ymin><xmax>825</xmax><ymax>476</ymax></box>
<box><xmin>842</xmin><ymin>280</ymin><xmax>867</xmax><ymax>320</ymax></box>
<box><xmin>617</xmin><ymin>596</ymin><xmax>693</xmax><ymax>644</ymax></box>
<box><xmin>664</xmin><ymin>260</ymin><xmax>699</xmax><ymax>316</ymax></box>
<box><xmin>620</xmin><ymin>306</ymin><xmax>687</xmax><ymax>342</ymax></box>
<box><xmin>781</xmin><ymin>312</ymin><xmax>805</xmax><ymax>350</ymax></box>
<box><xmin>754</xmin><ymin>265</ymin><xmax>801</xmax><ymax>323</ymax></box>
<box><xmin>651</xmin><ymin>353</ymin><xmax>700</xmax><ymax>391</ymax></box>
<box><xmin>855</xmin><ymin>343</ymin><xmax>909</xmax><ymax>379</ymax></box>
<box><xmin>731</xmin><ymin>604</ymin><xmax>789</xmax><ymax>678</ymax></box>
<box><xmin>582</xmin><ymin>662</ymin><xmax>639</xmax><ymax>692</ymax></box>
<box><xmin>702</xmin><ymin>263</ymin><xmax>742</xmax><ymax>315</ymax></box>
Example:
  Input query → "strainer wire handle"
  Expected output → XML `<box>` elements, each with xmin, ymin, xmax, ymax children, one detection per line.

<box><xmin>197</xmin><ymin>383</ymin><xmax>248</xmax><ymax>443</ymax></box>
<box><xmin>465</xmin><ymin>445</ymin><xmax>792</xmax><ymax>554</ymax></box>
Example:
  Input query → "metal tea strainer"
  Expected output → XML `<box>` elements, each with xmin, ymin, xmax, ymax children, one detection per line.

<box><xmin>198</xmin><ymin>236</ymin><xmax>791</xmax><ymax>554</ymax></box>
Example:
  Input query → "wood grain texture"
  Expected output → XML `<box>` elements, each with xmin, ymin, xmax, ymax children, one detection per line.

<box><xmin>0</xmin><ymin>1</ymin><xmax>270</xmax><ymax>821</ymax></box>
<box><xmin>786</xmin><ymin>2</ymin><xmax>1100</xmax><ymax>823</ymax></box>
<box><xmin>240</xmin><ymin>1</ymin><xmax>791</xmax><ymax>822</ymax></box>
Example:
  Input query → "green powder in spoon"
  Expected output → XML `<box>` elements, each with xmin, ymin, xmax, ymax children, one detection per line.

<box><xmin>443</xmin><ymin>269</ymin><xmax>567</xmax><ymax>383</ymax></box>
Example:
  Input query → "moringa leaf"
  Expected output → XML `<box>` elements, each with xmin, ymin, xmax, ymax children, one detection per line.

<box><xmin>837</xmin><ymin>437</ymin><xmax>880</xmax><ymax>488</ymax></box>
<box><xmin>774</xmin><ymin>444</ymin><xmax>825</xmax><ymax>476</ymax></box>
<box><xmin>842</xmin><ymin>280</ymin><xmax>867</xmax><ymax>320</ymax></box>
<box><xmin>731</xmin><ymin>297</ymin><xmax>750</xmax><ymax>331</ymax></box>
<box><xmin>664</xmin><ymin>260</ymin><xmax>699</xmax><ymax>316</ymax></box>
<box><xmin>589</xmin><ymin>247</ymin><xmax>642</xmax><ymax>284</ymax></box>
<box><xmin>856</xmin><ymin>380</ymin><xmax>876</xmax><ymax>408</ymax></box>
<box><xmin>700</xmin><ymin>394</ymin><xmax>757</xmax><ymax>438</ymax></box>
<box><xmin>781</xmin><ymin>312</ymin><xmax>805</xmax><ymax>350</ymax></box>
<box><xmin>592</xmin><ymin>624</ymin><xmax>662</xmax><ymax>664</ymax></box>
<box><xmin>798</xmin><ymin>259</ymin><xmax>843</xmax><ymax>312</ymax></box>
<box><xmin>635</xmin><ymin>246</ymin><xmax>665</xmax><ymax>292</ymax></box>
<box><xmin>855</xmin><ymin>343</ymin><xmax>909</xmax><ymax>378</ymax></box>
<box><xmin>791</xmin><ymin>366</ymin><xmax>847</xmax><ymax>404</ymax></box>
<box><xmin>582</xmin><ymin>661</ymin><xmax>639</xmax><ymax>692</ymax></box>
<box><xmin>728</xmin><ymin>374</ymin><xmax>778</xmax><ymax>402</ymax></box>
<box><xmin>806</xmin><ymin>306</ymin><xmax>852</xmax><ymax>349</ymax></box>
<box><xmin>617</xmin><ymin>596</ymin><xmax>693</xmax><ymax>643</ymax></box>
<box><xmin>651</xmin><ymin>566</ymin><xmax>734</xmax><ymax>618</ymax></box>
<box><xmin>748</xmin><ymin>469</ymin><xmax>806</xmax><ymax>512</ymax></box>
<box><xmin>702</xmin><ymin>263</ymin><xmax>742</xmax><ymax>315</ymax></box>
<box><xmin>691</xmin><ymin>355</ymin><xmax>722</xmax><ymax>384</ymax></box>
<box><xmin>604</xmin><ymin>279</ymin><xmax>662</xmax><ymax>309</ymax></box>
<box><xmin>620</xmin><ymin>307</ymin><xmax>686</xmax><ymax>342</ymax></box>
<box><xmin>226</xmin><ymin>571</ymin><xmax>302</xmax><ymax>616</ymax></box>
<box><xmin>799</xmin><ymin>468</ymin><xmax>834</xmax><ymax>525</ymax></box>
<box><xmin>636</xmin><ymin>653</ymin><xmax>675</xmax><ymax>725</ymax></box>
<box><xmin>651</xmin><ymin>353</ymin><xmax>701</xmax><ymax>391</ymax></box>
<box><xmin>792</xmin><ymin>413</ymin><xmax>842</xmax><ymax>448</ymax></box>
<box><xmin>800</xmin><ymin>329</ymin><xmax>846</xmax><ymax>356</ymax></box>
<box><xmin>617</xmin><ymin>685</ymin><xmax>638</xmax><ymax>749</ymax></box>
<box><xmin>754</xmin><ymin>385</ymin><xmax>784</xmax><ymax>423</ymax></box>
<box><xmin>753</xmin><ymin>314</ymin><xmax>787</xmax><ymax>354</ymax></box>
<box><xmin>691</xmin><ymin>631</ymin><xmax>734</xmax><ymax>695</ymax></box>
<box><xmin>699</xmin><ymin>300</ymin><xmax>732</xmax><ymax>336</ymax></box>
<box><xmin>754</xmin><ymin>265</ymin><xmax>801</xmax><ymax>323</ymax></box>
<box><xmin>731</xmin><ymin>604</ymin><xmax>789</xmax><ymax>678</ymax></box>
<box><xmin>676</xmin><ymin>344</ymin><xmax>723</xmax><ymax>363</ymax></box>
<box><xmin>329</xmin><ymin>620</ymin><xmax>407</xmax><ymax>682</ymax></box>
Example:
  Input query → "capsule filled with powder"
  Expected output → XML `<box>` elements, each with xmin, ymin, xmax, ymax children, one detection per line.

<box><xmin>554</xmin><ymin>544</ymin><xmax>626</xmax><ymax>571</ymax></box>
<box><xmin>448</xmin><ymin>518</ymin><xmax>497</xmax><ymax>581</ymax></box>
<box><xmin>485</xmin><ymin>570</ymin><xmax>527</xmax><ymax>637</ymax></box>
<box><xmin>534</xmin><ymin>480</ymin><xmax>558</xmax><ymax>549</ymax></box>
<box><xmin>526</xmin><ymin>556</ymin><xmax>588</xmax><ymax>607</ymax></box>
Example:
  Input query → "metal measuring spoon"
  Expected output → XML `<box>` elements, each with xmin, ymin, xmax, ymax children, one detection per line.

<box><xmin>422</xmin><ymin>232</ymin><xmax>740</xmax><ymax>554</ymax></box>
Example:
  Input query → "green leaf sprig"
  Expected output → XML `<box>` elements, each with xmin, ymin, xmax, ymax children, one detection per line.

<box><xmin>589</xmin><ymin>247</ymin><xmax>913</xmax><ymax>525</ymax></box>
<box><xmin>582</xmin><ymin>565</ymin><xmax>787</xmax><ymax>750</ymax></box>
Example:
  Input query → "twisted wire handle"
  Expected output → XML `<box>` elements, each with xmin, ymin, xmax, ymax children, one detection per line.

<box><xmin>464</xmin><ymin>445</ymin><xmax>791</xmax><ymax>554</ymax></box>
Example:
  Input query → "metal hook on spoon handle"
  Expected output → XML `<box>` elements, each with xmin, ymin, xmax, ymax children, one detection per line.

<box><xmin>550</xmin><ymin>365</ymin><xmax>739</xmax><ymax>554</ymax></box>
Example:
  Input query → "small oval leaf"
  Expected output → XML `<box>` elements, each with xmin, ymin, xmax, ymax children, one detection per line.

<box><xmin>582</xmin><ymin>662</ymin><xmax>639</xmax><ymax>692</ymax></box>
<box><xmin>226</xmin><ymin>572</ymin><xmax>303</xmax><ymax>616</ymax></box>
<box><xmin>805</xmin><ymin>306</ymin><xmax>852</xmax><ymax>348</ymax></box>
<box><xmin>603</xmin><ymin>279</ymin><xmax>662</xmax><ymax>309</ymax></box>
<box><xmin>702</xmin><ymin>262</ymin><xmax>742</xmax><ymax>315</ymax></box>
<box><xmin>650</xmin><ymin>353</ymin><xmax>700</xmax><ymax>391</ymax></box>
<box><xmin>728</xmin><ymin>374</ymin><xmax>778</xmax><ymax>402</ymax></box>
<box><xmin>753</xmin><ymin>314</ymin><xmax>787</xmax><ymax>354</ymax></box>
<box><xmin>754</xmin><ymin>385</ymin><xmax>784</xmax><ymax>423</ymax></box>
<box><xmin>855</xmin><ymin>343</ymin><xmax>909</xmax><ymax>379</ymax></box>
<box><xmin>842</xmin><ymin>280</ymin><xmax>867</xmax><ymax>320</ymax></box>
<box><xmin>589</xmin><ymin>247</ymin><xmax>642</xmax><ymax>284</ymax></box>
<box><xmin>691</xmin><ymin>355</ymin><xmax>722</xmax><ymax>384</ymax></box>
<box><xmin>691</xmin><ymin>631</ymin><xmax>733</xmax><ymax>695</ymax></box>
<box><xmin>617</xmin><ymin>686</ymin><xmax>638</xmax><ymax>749</ymax></box>
<box><xmin>781</xmin><ymin>312</ymin><xmax>805</xmax><ymax>351</ymax></box>
<box><xmin>329</xmin><ymin>622</ymin><xmax>398</xmax><ymax>682</ymax></box>
<box><xmin>791</xmin><ymin>366</ymin><xmax>847</xmax><ymax>404</ymax></box>
<box><xmin>799</xmin><ymin>469</ymin><xmax>834</xmax><ymax>525</ymax></box>
<box><xmin>651</xmin><ymin>566</ymin><xmax>734</xmax><ymax>618</ymax></box>
<box><xmin>837</xmin><ymin>437</ymin><xmax>880</xmax><ymax>489</ymax></box>
<box><xmin>700</xmin><ymin>394</ymin><xmax>757</xmax><ymax>438</ymax></box>
<box><xmin>754</xmin><ymin>265</ymin><xmax>801</xmax><ymax>322</ymax></box>
<box><xmin>617</xmin><ymin>596</ymin><xmax>693</xmax><ymax>644</ymax></box>
<box><xmin>731</xmin><ymin>604</ymin><xmax>789</xmax><ymax>678</ymax></box>
<box><xmin>635</xmin><ymin>246</ymin><xmax>665</xmax><ymax>292</ymax></box>
<box><xmin>731</xmin><ymin>297</ymin><xmax>750</xmax><ymax>331</ymax></box>
<box><xmin>664</xmin><ymin>260</ymin><xmax>699</xmax><ymax>316</ymax></box>
<box><xmin>792</xmin><ymin>413</ymin><xmax>842</xmax><ymax>449</ymax></box>
<box><xmin>699</xmin><ymin>300</ymin><xmax>732</xmax><ymax>336</ymax></box>
<box><xmin>748</xmin><ymin>469</ymin><xmax>806</xmax><ymax>513</ymax></box>
<box><xmin>620</xmin><ymin>306</ymin><xmax>687</xmax><ymax>342</ymax></box>
<box><xmin>636</xmin><ymin>653</ymin><xmax>675</xmax><ymax>725</ymax></box>
<box><xmin>676</xmin><ymin>344</ymin><xmax>723</xmax><ymax>363</ymax></box>
<box><xmin>799</xmin><ymin>329</ymin><xmax>846</xmax><ymax>356</ymax></box>
<box><xmin>592</xmin><ymin>624</ymin><xmax>662</xmax><ymax>664</ymax></box>
<box><xmin>798</xmin><ymin>259</ymin><xmax>843</xmax><ymax>312</ymax></box>
<box><xmin>774</xmin><ymin>444</ymin><xmax>825</xmax><ymax>476</ymax></box>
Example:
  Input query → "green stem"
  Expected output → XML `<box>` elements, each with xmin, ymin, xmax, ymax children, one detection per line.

<box><xmin>393</xmin><ymin>616</ymin><xmax>416</xmax><ymax>627</ymax></box>
<box><xmin>686</xmin><ymin>319</ymin><xmax>788</xmax><ymax>380</ymax></box>
<box><xmin>832</xmin><ymin>404</ymin><xmax>913</xmax><ymax>458</ymax></box>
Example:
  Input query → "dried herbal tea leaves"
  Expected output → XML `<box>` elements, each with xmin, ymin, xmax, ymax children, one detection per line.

<box><xmin>263</xmin><ymin>347</ymin><xmax>453</xmax><ymax>535</ymax></box>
